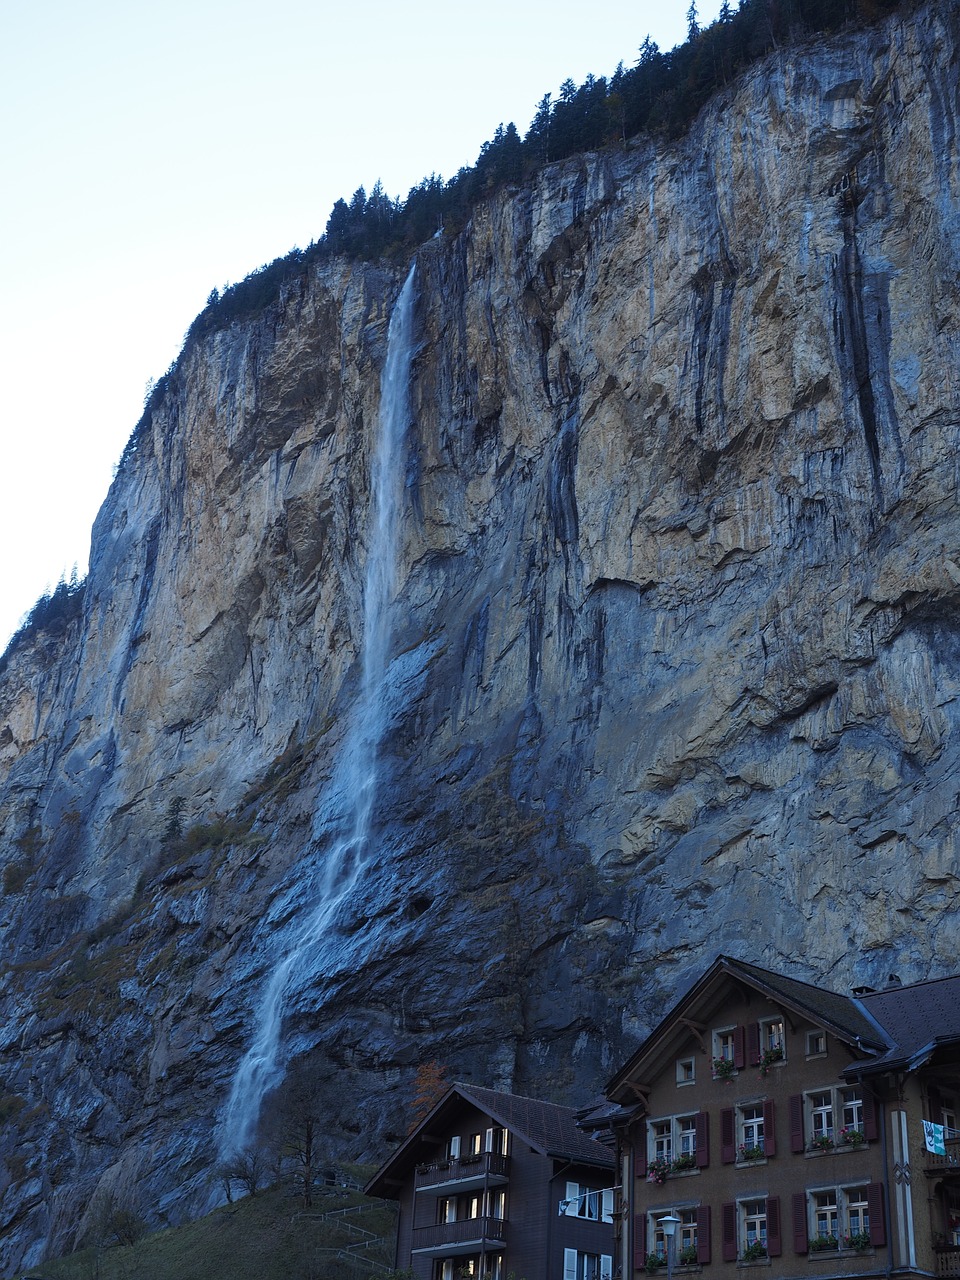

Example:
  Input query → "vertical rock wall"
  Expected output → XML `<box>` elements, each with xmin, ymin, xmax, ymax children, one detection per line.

<box><xmin>0</xmin><ymin>4</ymin><xmax>958</xmax><ymax>1270</ymax></box>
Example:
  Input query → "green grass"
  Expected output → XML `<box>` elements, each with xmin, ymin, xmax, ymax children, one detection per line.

<box><xmin>19</xmin><ymin>1178</ymin><xmax>398</xmax><ymax>1280</ymax></box>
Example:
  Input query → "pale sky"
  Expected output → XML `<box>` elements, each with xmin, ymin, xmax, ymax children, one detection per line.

<box><xmin>0</xmin><ymin>0</ymin><xmax>721</xmax><ymax>651</ymax></box>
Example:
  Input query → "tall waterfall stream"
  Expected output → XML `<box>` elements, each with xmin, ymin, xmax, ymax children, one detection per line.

<box><xmin>218</xmin><ymin>263</ymin><xmax>417</xmax><ymax>1155</ymax></box>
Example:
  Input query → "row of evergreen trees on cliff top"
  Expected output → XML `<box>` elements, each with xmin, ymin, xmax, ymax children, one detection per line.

<box><xmin>176</xmin><ymin>0</ymin><xmax>905</xmax><ymax>349</ymax></box>
<box><xmin>130</xmin><ymin>0</ymin><xmax>907</xmax><ymax>447</ymax></box>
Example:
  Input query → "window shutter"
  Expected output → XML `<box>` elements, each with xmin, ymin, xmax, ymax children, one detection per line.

<box><xmin>721</xmin><ymin>1107</ymin><xmax>736</xmax><ymax>1163</ymax></box>
<box><xmin>722</xmin><ymin>1202</ymin><xmax>738</xmax><ymax>1262</ymax></box>
<box><xmin>767</xmin><ymin>1196</ymin><xmax>782</xmax><ymax>1257</ymax></box>
<box><xmin>695</xmin><ymin>1110</ymin><xmax>710</xmax><ymax>1167</ymax></box>
<box><xmin>600</xmin><ymin>1255</ymin><xmax>613</xmax><ymax>1280</ymax></box>
<box><xmin>734</xmin><ymin>1024</ymin><xmax>746</xmax><ymax>1069</ymax></box>
<box><xmin>485</xmin><ymin>1126</ymin><xmax>494</xmax><ymax>1152</ymax></box>
<box><xmin>763</xmin><ymin>1098</ymin><xmax>776</xmax><ymax>1157</ymax></box>
<box><xmin>601</xmin><ymin>1188</ymin><xmax>614</xmax><ymax>1223</ymax></box>
<box><xmin>792</xmin><ymin>1192</ymin><xmax>808</xmax><ymax>1254</ymax></box>
<box><xmin>565</xmin><ymin>1181</ymin><xmax>580</xmax><ymax>1216</ymax></box>
<box><xmin>862</xmin><ymin>1091</ymin><xmax>879</xmax><ymax>1142</ymax></box>
<box><xmin>633</xmin><ymin>1213</ymin><xmax>647</xmax><ymax>1269</ymax></box>
<box><xmin>789</xmin><ymin>1094</ymin><xmax>805</xmax><ymax>1153</ymax></box>
<box><xmin>635</xmin><ymin>1139</ymin><xmax>647</xmax><ymax>1179</ymax></box>
<box><xmin>746</xmin><ymin>1021</ymin><xmax>761</xmax><ymax>1066</ymax></box>
<box><xmin>867</xmin><ymin>1182</ymin><xmax>886</xmax><ymax>1247</ymax></box>
<box><xmin>696</xmin><ymin>1204</ymin><xmax>711</xmax><ymax>1265</ymax></box>
<box><xmin>564</xmin><ymin>1247</ymin><xmax>578</xmax><ymax>1280</ymax></box>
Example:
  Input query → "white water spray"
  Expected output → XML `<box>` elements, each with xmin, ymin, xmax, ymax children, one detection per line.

<box><xmin>218</xmin><ymin>264</ymin><xmax>417</xmax><ymax>1156</ymax></box>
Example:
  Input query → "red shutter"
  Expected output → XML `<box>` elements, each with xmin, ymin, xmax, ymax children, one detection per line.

<box><xmin>697</xmin><ymin>1204</ymin><xmax>711</xmax><ymax>1265</ymax></box>
<box><xmin>635</xmin><ymin>1139</ymin><xmax>647</xmax><ymax>1179</ymax></box>
<box><xmin>867</xmin><ymin>1182</ymin><xmax>886</xmax><ymax>1247</ymax></box>
<box><xmin>734</xmin><ymin>1024</ymin><xmax>746</xmax><ymax>1069</ymax></box>
<box><xmin>746</xmin><ymin>1021</ymin><xmax>761</xmax><ymax>1066</ymax></box>
<box><xmin>721</xmin><ymin>1107</ymin><xmax>736</xmax><ymax>1163</ymax></box>
<box><xmin>789</xmin><ymin>1094</ymin><xmax>805</xmax><ymax>1153</ymax></box>
<box><xmin>792</xmin><ymin>1192</ymin><xmax>808</xmax><ymax>1254</ymax></box>
<box><xmin>695</xmin><ymin>1110</ymin><xmax>710</xmax><ymax>1168</ymax></box>
<box><xmin>722</xmin><ymin>1202</ymin><xmax>738</xmax><ymax>1262</ymax></box>
<box><xmin>763</xmin><ymin>1098</ymin><xmax>776</xmax><ymax>1157</ymax></box>
<box><xmin>767</xmin><ymin>1196</ymin><xmax>782</xmax><ymax>1257</ymax></box>
<box><xmin>634</xmin><ymin>1211</ymin><xmax>647</xmax><ymax>1268</ymax></box>
<box><xmin>862</xmin><ymin>1091</ymin><xmax>878</xmax><ymax>1142</ymax></box>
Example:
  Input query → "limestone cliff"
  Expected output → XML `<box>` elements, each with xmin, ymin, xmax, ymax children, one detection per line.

<box><xmin>1</xmin><ymin>4</ymin><xmax>959</xmax><ymax>1269</ymax></box>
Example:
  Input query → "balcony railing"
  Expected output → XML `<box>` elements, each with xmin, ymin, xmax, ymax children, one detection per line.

<box><xmin>935</xmin><ymin>1246</ymin><xmax>960</xmax><ymax>1277</ymax></box>
<box><xmin>925</xmin><ymin>1139</ymin><xmax>960</xmax><ymax>1173</ymax></box>
<box><xmin>412</xmin><ymin>1216</ymin><xmax>507</xmax><ymax>1254</ymax></box>
<box><xmin>414</xmin><ymin>1152</ymin><xmax>510</xmax><ymax>1191</ymax></box>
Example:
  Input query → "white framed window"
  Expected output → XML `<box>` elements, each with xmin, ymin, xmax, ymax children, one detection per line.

<box><xmin>741</xmin><ymin>1198</ymin><xmax>767</xmax><ymax>1257</ymax></box>
<box><xmin>806</xmin><ymin>1086</ymin><xmax>866</xmax><ymax>1148</ymax></box>
<box><xmin>649</xmin><ymin>1208</ymin><xmax>699</xmax><ymax>1262</ymax></box>
<box><xmin>810</xmin><ymin>1090</ymin><xmax>835</xmax><ymax>1144</ymax></box>
<box><xmin>484</xmin><ymin>1125</ymin><xmax>509</xmax><ymax>1154</ymax></box>
<box><xmin>714</xmin><ymin>1027</ymin><xmax>736</xmax><ymax>1063</ymax></box>
<box><xmin>942</xmin><ymin>1100</ymin><xmax>959</xmax><ymax>1139</ymax></box>
<box><xmin>563</xmin><ymin>1181</ymin><xmax>613</xmax><ymax>1223</ymax></box>
<box><xmin>739</xmin><ymin>1104</ymin><xmax>765</xmax><ymax>1159</ymax></box>
<box><xmin>448</xmin><ymin>1135</ymin><xmax>461</xmax><ymax>1158</ymax></box>
<box><xmin>677</xmin><ymin>1056</ymin><xmax>696</xmax><ymax>1086</ymax></box>
<box><xmin>466</xmin><ymin>1132</ymin><xmax>482</xmax><ymax>1155</ymax></box>
<box><xmin>648</xmin><ymin>1114</ymin><xmax>699</xmax><ymax>1169</ymax></box>
<box><xmin>759</xmin><ymin>1017</ymin><xmax>785</xmax><ymax>1061</ymax></box>
<box><xmin>442</xmin><ymin>1257</ymin><xmax>505</xmax><ymax>1280</ymax></box>
<box><xmin>487</xmin><ymin>1188</ymin><xmax>506</xmax><ymax>1219</ymax></box>
<box><xmin>806</xmin><ymin>1029</ymin><xmax>827</xmax><ymax>1057</ymax></box>
<box><xmin>563</xmin><ymin>1249</ymin><xmax>612</xmax><ymax>1280</ymax></box>
<box><xmin>806</xmin><ymin>1184</ymin><xmax>871</xmax><ymax>1249</ymax></box>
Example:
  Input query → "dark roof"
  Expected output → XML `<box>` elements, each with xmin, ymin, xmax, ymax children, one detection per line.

<box><xmin>606</xmin><ymin>955</ymin><xmax>889</xmax><ymax>1099</ymax></box>
<box><xmin>365</xmin><ymin>1082</ymin><xmax>613</xmax><ymax>1198</ymax></box>
<box><xmin>456</xmin><ymin>1084</ymin><xmax>614</xmax><ymax>1167</ymax></box>
<box><xmin>729</xmin><ymin>959</ymin><xmax>886</xmax><ymax>1049</ymax></box>
<box><xmin>847</xmin><ymin>975</ymin><xmax>960</xmax><ymax>1074</ymax></box>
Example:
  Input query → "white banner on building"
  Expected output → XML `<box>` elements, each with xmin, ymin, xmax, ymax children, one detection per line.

<box><xmin>923</xmin><ymin>1120</ymin><xmax>946</xmax><ymax>1155</ymax></box>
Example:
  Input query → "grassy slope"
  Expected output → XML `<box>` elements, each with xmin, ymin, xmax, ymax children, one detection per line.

<box><xmin>19</xmin><ymin>1178</ymin><xmax>399</xmax><ymax>1280</ymax></box>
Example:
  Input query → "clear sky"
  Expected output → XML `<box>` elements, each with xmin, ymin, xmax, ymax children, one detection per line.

<box><xmin>0</xmin><ymin>0</ymin><xmax>721</xmax><ymax>651</ymax></box>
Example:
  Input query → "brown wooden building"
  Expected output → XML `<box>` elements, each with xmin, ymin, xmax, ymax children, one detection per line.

<box><xmin>366</xmin><ymin>1083</ymin><xmax>616</xmax><ymax>1279</ymax></box>
<box><xmin>603</xmin><ymin>956</ymin><xmax>960</xmax><ymax>1280</ymax></box>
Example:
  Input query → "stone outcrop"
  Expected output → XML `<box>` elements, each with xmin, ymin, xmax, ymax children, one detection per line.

<box><xmin>1</xmin><ymin>4</ymin><xmax>959</xmax><ymax>1269</ymax></box>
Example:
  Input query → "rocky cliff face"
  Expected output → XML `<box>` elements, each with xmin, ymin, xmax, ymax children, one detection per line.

<box><xmin>2</xmin><ymin>4</ymin><xmax>959</xmax><ymax>1269</ymax></box>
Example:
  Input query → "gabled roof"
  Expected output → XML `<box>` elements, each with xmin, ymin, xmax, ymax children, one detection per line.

<box><xmin>606</xmin><ymin>955</ymin><xmax>889</xmax><ymax>1100</ymax></box>
<box><xmin>365</xmin><ymin>1082</ymin><xmax>613</xmax><ymax>1198</ymax></box>
<box><xmin>846</xmin><ymin>975</ymin><xmax>960</xmax><ymax>1075</ymax></box>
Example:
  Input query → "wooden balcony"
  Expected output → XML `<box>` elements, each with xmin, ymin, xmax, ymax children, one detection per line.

<box><xmin>414</xmin><ymin>1152</ymin><xmax>510</xmax><ymax>1192</ymax></box>
<box><xmin>924</xmin><ymin>1139</ymin><xmax>960</xmax><ymax>1175</ymax></box>
<box><xmin>935</xmin><ymin>1246</ymin><xmax>960</xmax><ymax>1277</ymax></box>
<box><xmin>412</xmin><ymin>1215</ymin><xmax>507</xmax><ymax>1256</ymax></box>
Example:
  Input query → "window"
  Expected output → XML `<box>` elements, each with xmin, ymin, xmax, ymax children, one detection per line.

<box><xmin>759</xmin><ymin>1017</ymin><xmax>785</xmax><ymax>1062</ymax></box>
<box><xmin>648</xmin><ymin>1113</ymin><xmax>705</xmax><ymax>1172</ymax></box>
<box><xmin>804</xmin><ymin>1185</ymin><xmax>873</xmax><ymax>1250</ymax></box>
<box><xmin>448</xmin><ymin>1135</ymin><xmax>461</xmax><ymax>1158</ymax></box>
<box><xmin>810</xmin><ymin>1091</ymin><xmax>834</xmax><ymax>1144</ymax></box>
<box><xmin>440</xmin><ymin>1256</ymin><xmax>504</xmax><ymax>1280</ymax></box>
<box><xmin>742</xmin><ymin>1199</ymin><xmax>767</xmax><ymax>1258</ymax></box>
<box><xmin>466</xmin><ymin>1132</ymin><xmax>482</xmax><ymax>1155</ymax></box>
<box><xmin>740</xmin><ymin>1105</ymin><xmax>765</xmax><ymax>1160</ymax></box>
<box><xmin>563</xmin><ymin>1250</ymin><xmax>612</xmax><ymax>1280</ymax></box>
<box><xmin>722</xmin><ymin>1196</ymin><xmax>781</xmax><ymax>1261</ymax></box>
<box><xmin>714</xmin><ymin>1028</ymin><xmax>736</xmax><ymax>1063</ymax></box>
<box><xmin>487</xmin><ymin>1188</ymin><xmax>506</xmax><ymax>1220</ymax></box>
<box><xmin>806</xmin><ymin>1029</ymin><xmax>827</xmax><ymax>1057</ymax></box>
<box><xmin>677</xmin><ymin>1056</ymin><xmax>696</xmax><ymax>1085</ymax></box>
<box><xmin>722</xmin><ymin>1099</ymin><xmax>775</xmax><ymax>1163</ymax></box>
<box><xmin>564</xmin><ymin>1181</ymin><xmax>613</xmax><ymax>1223</ymax></box>
<box><xmin>484</xmin><ymin>1125</ymin><xmax>508</xmax><ymax>1154</ymax></box>
<box><xmin>794</xmin><ymin>1086</ymin><xmax>872</xmax><ymax>1150</ymax></box>
<box><xmin>649</xmin><ymin>1208</ymin><xmax>699</xmax><ymax>1261</ymax></box>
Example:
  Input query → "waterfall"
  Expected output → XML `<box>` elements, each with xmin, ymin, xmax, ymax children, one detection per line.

<box><xmin>217</xmin><ymin>263</ymin><xmax>417</xmax><ymax>1157</ymax></box>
